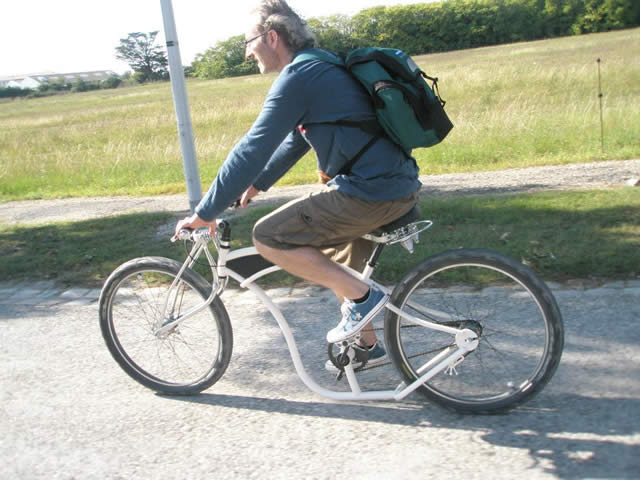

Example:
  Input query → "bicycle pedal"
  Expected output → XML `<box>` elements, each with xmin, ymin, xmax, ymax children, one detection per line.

<box><xmin>353</xmin><ymin>344</ymin><xmax>370</xmax><ymax>363</ymax></box>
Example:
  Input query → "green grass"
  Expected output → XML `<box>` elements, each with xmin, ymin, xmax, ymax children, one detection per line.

<box><xmin>1</xmin><ymin>28</ymin><xmax>639</xmax><ymax>201</ymax></box>
<box><xmin>416</xmin><ymin>28</ymin><xmax>640</xmax><ymax>174</ymax></box>
<box><xmin>376</xmin><ymin>187</ymin><xmax>640</xmax><ymax>284</ymax></box>
<box><xmin>1</xmin><ymin>188</ymin><xmax>638</xmax><ymax>287</ymax></box>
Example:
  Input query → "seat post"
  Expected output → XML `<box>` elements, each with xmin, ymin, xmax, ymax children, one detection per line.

<box><xmin>361</xmin><ymin>244</ymin><xmax>385</xmax><ymax>280</ymax></box>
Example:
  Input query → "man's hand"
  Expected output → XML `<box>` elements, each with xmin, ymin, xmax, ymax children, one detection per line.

<box><xmin>240</xmin><ymin>185</ymin><xmax>261</xmax><ymax>208</ymax></box>
<box><xmin>174</xmin><ymin>213</ymin><xmax>216</xmax><ymax>238</ymax></box>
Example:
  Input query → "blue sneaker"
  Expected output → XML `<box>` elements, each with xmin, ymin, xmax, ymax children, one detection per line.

<box><xmin>326</xmin><ymin>287</ymin><xmax>389</xmax><ymax>344</ymax></box>
<box><xmin>325</xmin><ymin>342</ymin><xmax>388</xmax><ymax>372</ymax></box>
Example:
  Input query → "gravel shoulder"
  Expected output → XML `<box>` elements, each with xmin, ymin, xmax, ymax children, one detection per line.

<box><xmin>1</xmin><ymin>159</ymin><xmax>638</xmax><ymax>225</ymax></box>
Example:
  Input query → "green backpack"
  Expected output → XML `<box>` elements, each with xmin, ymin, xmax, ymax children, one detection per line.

<box><xmin>294</xmin><ymin>47</ymin><xmax>453</xmax><ymax>163</ymax></box>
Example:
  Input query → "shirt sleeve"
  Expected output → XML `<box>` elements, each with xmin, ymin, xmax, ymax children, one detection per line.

<box><xmin>253</xmin><ymin>128</ymin><xmax>311</xmax><ymax>192</ymax></box>
<box><xmin>194</xmin><ymin>68</ymin><xmax>308</xmax><ymax>221</ymax></box>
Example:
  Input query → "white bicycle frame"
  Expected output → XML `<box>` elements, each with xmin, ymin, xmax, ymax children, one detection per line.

<box><xmin>158</xmin><ymin>230</ymin><xmax>480</xmax><ymax>402</ymax></box>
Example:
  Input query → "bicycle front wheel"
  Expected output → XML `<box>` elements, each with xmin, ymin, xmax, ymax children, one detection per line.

<box><xmin>99</xmin><ymin>257</ymin><xmax>233</xmax><ymax>395</ymax></box>
<box><xmin>385</xmin><ymin>249</ymin><xmax>564</xmax><ymax>414</ymax></box>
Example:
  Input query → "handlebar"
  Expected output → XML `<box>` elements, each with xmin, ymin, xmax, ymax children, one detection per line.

<box><xmin>171</xmin><ymin>229</ymin><xmax>198</xmax><ymax>243</ymax></box>
<box><xmin>170</xmin><ymin>219</ymin><xmax>231</xmax><ymax>244</ymax></box>
<box><xmin>170</xmin><ymin>197</ymin><xmax>248</xmax><ymax>243</ymax></box>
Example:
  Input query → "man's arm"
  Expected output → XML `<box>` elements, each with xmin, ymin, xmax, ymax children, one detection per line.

<box><xmin>194</xmin><ymin>69</ymin><xmax>308</xmax><ymax>222</ymax></box>
<box><xmin>253</xmin><ymin>128</ymin><xmax>311</xmax><ymax>192</ymax></box>
<box><xmin>239</xmin><ymin>129</ymin><xmax>311</xmax><ymax>207</ymax></box>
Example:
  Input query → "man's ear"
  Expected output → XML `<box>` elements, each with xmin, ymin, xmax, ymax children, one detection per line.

<box><xmin>267</xmin><ymin>29</ymin><xmax>279</xmax><ymax>47</ymax></box>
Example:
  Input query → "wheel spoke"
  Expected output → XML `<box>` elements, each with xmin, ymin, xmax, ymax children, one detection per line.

<box><xmin>99</xmin><ymin>259</ymin><xmax>232</xmax><ymax>394</ymax></box>
<box><xmin>385</xmin><ymin>250</ymin><xmax>563</xmax><ymax>413</ymax></box>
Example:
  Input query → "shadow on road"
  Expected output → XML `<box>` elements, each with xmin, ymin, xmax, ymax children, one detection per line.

<box><xmin>165</xmin><ymin>392</ymin><xmax>639</xmax><ymax>478</ymax></box>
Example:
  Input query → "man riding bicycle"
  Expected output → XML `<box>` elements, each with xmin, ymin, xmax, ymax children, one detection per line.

<box><xmin>175</xmin><ymin>0</ymin><xmax>421</xmax><ymax>368</ymax></box>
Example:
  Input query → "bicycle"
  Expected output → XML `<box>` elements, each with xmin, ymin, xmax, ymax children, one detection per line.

<box><xmin>98</xmin><ymin>205</ymin><xmax>564</xmax><ymax>414</ymax></box>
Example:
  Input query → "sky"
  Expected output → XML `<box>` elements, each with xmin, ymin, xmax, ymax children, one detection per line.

<box><xmin>1</xmin><ymin>0</ymin><xmax>431</xmax><ymax>78</ymax></box>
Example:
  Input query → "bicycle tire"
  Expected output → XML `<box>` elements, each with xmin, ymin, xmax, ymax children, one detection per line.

<box><xmin>99</xmin><ymin>256</ymin><xmax>233</xmax><ymax>395</ymax></box>
<box><xmin>384</xmin><ymin>249</ymin><xmax>564</xmax><ymax>414</ymax></box>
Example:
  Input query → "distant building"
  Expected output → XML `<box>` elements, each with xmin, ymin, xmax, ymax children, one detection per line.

<box><xmin>0</xmin><ymin>70</ymin><xmax>119</xmax><ymax>89</ymax></box>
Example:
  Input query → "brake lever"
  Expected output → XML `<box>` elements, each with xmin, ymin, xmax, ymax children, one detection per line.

<box><xmin>170</xmin><ymin>228</ymin><xmax>193</xmax><ymax>243</ymax></box>
<box><xmin>231</xmin><ymin>198</ymin><xmax>251</xmax><ymax>210</ymax></box>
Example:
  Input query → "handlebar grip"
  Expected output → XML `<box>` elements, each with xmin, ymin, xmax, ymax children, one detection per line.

<box><xmin>217</xmin><ymin>220</ymin><xmax>231</xmax><ymax>243</ymax></box>
<box><xmin>170</xmin><ymin>228</ymin><xmax>193</xmax><ymax>243</ymax></box>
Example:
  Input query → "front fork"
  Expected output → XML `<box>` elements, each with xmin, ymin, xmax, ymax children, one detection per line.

<box><xmin>154</xmin><ymin>230</ymin><xmax>227</xmax><ymax>337</ymax></box>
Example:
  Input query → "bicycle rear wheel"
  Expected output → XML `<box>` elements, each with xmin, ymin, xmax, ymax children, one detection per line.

<box><xmin>385</xmin><ymin>249</ymin><xmax>564</xmax><ymax>413</ymax></box>
<box><xmin>99</xmin><ymin>257</ymin><xmax>233</xmax><ymax>395</ymax></box>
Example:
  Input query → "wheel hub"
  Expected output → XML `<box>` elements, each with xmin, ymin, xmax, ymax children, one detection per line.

<box><xmin>458</xmin><ymin>320</ymin><xmax>483</xmax><ymax>338</ymax></box>
<box><xmin>456</xmin><ymin>328</ymin><xmax>480</xmax><ymax>352</ymax></box>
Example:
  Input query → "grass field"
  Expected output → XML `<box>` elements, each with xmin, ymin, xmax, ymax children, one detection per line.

<box><xmin>1</xmin><ymin>28</ymin><xmax>639</xmax><ymax>201</ymax></box>
<box><xmin>1</xmin><ymin>188</ymin><xmax>638</xmax><ymax>287</ymax></box>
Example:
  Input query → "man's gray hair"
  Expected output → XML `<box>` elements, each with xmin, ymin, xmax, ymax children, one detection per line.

<box><xmin>252</xmin><ymin>0</ymin><xmax>316</xmax><ymax>51</ymax></box>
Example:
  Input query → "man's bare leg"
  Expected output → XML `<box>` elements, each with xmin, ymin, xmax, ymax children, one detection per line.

<box><xmin>254</xmin><ymin>238</ymin><xmax>379</xmax><ymax>345</ymax></box>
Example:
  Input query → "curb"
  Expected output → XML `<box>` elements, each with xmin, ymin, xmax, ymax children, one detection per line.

<box><xmin>2</xmin><ymin>279</ymin><xmax>639</xmax><ymax>308</ymax></box>
<box><xmin>0</xmin><ymin>282</ymin><xmax>101</xmax><ymax>307</ymax></box>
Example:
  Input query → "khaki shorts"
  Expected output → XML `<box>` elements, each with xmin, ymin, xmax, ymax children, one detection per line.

<box><xmin>253</xmin><ymin>186</ymin><xmax>419</xmax><ymax>271</ymax></box>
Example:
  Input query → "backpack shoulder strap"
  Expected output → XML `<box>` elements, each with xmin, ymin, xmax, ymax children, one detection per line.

<box><xmin>345</xmin><ymin>48</ymin><xmax>419</xmax><ymax>83</ymax></box>
<box><xmin>291</xmin><ymin>49</ymin><xmax>388</xmax><ymax>176</ymax></box>
<box><xmin>292</xmin><ymin>49</ymin><xmax>344</xmax><ymax>67</ymax></box>
<box><xmin>336</xmin><ymin>135</ymin><xmax>380</xmax><ymax>176</ymax></box>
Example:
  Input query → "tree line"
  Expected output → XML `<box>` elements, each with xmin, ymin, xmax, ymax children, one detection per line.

<box><xmin>0</xmin><ymin>76</ymin><xmax>123</xmax><ymax>99</ymax></box>
<box><xmin>191</xmin><ymin>0</ymin><xmax>640</xmax><ymax>79</ymax></box>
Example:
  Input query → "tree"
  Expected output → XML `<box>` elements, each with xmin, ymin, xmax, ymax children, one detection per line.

<box><xmin>101</xmin><ymin>76</ymin><xmax>122</xmax><ymax>89</ymax></box>
<box><xmin>307</xmin><ymin>15</ymin><xmax>359</xmax><ymax>55</ymax></box>
<box><xmin>351</xmin><ymin>6</ymin><xmax>388</xmax><ymax>47</ymax></box>
<box><xmin>572</xmin><ymin>0</ymin><xmax>640</xmax><ymax>33</ymax></box>
<box><xmin>115</xmin><ymin>31</ymin><xmax>168</xmax><ymax>82</ymax></box>
<box><xmin>191</xmin><ymin>35</ymin><xmax>258</xmax><ymax>80</ymax></box>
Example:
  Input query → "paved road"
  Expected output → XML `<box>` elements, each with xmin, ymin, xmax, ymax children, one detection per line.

<box><xmin>1</xmin><ymin>281</ymin><xmax>639</xmax><ymax>479</ymax></box>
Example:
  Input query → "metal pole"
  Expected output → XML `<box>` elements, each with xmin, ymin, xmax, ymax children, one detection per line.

<box><xmin>597</xmin><ymin>58</ymin><xmax>604</xmax><ymax>154</ymax></box>
<box><xmin>160</xmin><ymin>0</ymin><xmax>202</xmax><ymax>213</ymax></box>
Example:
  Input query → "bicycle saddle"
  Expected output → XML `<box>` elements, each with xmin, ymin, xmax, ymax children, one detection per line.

<box><xmin>374</xmin><ymin>204</ymin><xmax>421</xmax><ymax>234</ymax></box>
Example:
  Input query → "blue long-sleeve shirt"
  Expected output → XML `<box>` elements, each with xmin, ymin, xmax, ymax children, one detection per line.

<box><xmin>195</xmin><ymin>48</ymin><xmax>421</xmax><ymax>221</ymax></box>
